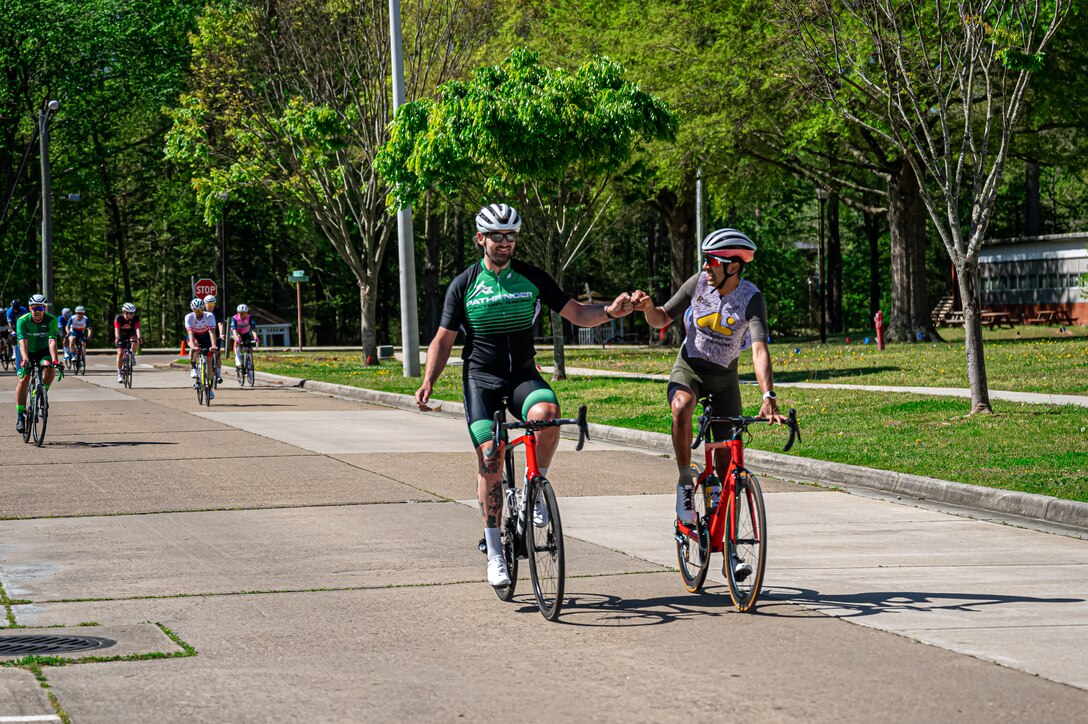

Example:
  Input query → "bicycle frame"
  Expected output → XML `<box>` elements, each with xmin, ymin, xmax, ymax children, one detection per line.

<box><xmin>679</xmin><ymin>436</ymin><xmax>748</xmax><ymax>554</ymax></box>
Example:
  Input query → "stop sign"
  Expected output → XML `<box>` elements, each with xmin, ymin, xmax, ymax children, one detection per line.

<box><xmin>194</xmin><ymin>278</ymin><xmax>218</xmax><ymax>298</ymax></box>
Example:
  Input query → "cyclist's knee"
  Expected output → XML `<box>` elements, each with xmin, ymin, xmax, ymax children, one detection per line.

<box><xmin>526</xmin><ymin>401</ymin><xmax>559</xmax><ymax>420</ymax></box>
<box><xmin>670</xmin><ymin>393</ymin><xmax>695</xmax><ymax>419</ymax></box>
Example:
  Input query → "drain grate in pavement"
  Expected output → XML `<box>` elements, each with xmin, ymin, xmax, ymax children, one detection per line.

<box><xmin>0</xmin><ymin>635</ymin><xmax>116</xmax><ymax>656</ymax></box>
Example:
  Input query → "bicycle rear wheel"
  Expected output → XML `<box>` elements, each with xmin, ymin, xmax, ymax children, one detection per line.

<box><xmin>31</xmin><ymin>384</ymin><xmax>48</xmax><ymax>447</ymax></box>
<box><xmin>246</xmin><ymin>352</ymin><xmax>255</xmax><ymax>386</ymax></box>
<box><xmin>725</xmin><ymin>472</ymin><xmax>767</xmax><ymax>612</ymax></box>
<box><xmin>526</xmin><ymin>477</ymin><xmax>564</xmax><ymax>621</ymax></box>
<box><xmin>493</xmin><ymin>453</ymin><xmax>520</xmax><ymax>602</ymax></box>
<box><xmin>676</xmin><ymin>471</ymin><xmax>710</xmax><ymax>593</ymax></box>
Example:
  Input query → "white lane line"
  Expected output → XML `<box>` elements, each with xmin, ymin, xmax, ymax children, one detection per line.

<box><xmin>0</xmin><ymin>716</ymin><xmax>62</xmax><ymax>722</ymax></box>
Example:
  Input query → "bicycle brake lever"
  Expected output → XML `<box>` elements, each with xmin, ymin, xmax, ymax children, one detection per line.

<box><xmin>484</xmin><ymin>411</ymin><xmax>503</xmax><ymax>460</ymax></box>
<box><xmin>783</xmin><ymin>408</ymin><xmax>799</xmax><ymax>452</ymax></box>
<box><xmin>575</xmin><ymin>405</ymin><xmax>588</xmax><ymax>451</ymax></box>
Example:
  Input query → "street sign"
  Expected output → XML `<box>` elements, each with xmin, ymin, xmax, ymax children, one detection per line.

<box><xmin>291</xmin><ymin>270</ymin><xmax>307</xmax><ymax>279</ymax></box>
<box><xmin>194</xmin><ymin>278</ymin><xmax>218</xmax><ymax>297</ymax></box>
<box><xmin>290</xmin><ymin>274</ymin><xmax>309</xmax><ymax>283</ymax></box>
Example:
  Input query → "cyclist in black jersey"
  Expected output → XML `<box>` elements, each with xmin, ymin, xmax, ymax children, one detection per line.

<box><xmin>415</xmin><ymin>203</ymin><xmax>635</xmax><ymax>588</ymax></box>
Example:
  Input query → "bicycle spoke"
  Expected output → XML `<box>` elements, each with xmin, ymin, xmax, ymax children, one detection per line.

<box><xmin>527</xmin><ymin>478</ymin><xmax>565</xmax><ymax>620</ymax></box>
<box><xmin>724</xmin><ymin>473</ymin><xmax>767</xmax><ymax>613</ymax></box>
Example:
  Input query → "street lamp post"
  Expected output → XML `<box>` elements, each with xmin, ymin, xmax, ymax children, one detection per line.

<box><xmin>816</xmin><ymin>188</ymin><xmax>828</xmax><ymax>344</ymax></box>
<box><xmin>39</xmin><ymin>100</ymin><xmax>59</xmax><ymax>309</ymax></box>
<box><xmin>218</xmin><ymin>191</ymin><xmax>228</xmax><ymax>352</ymax></box>
<box><xmin>388</xmin><ymin>0</ymin><xmax>420</xmax><ymax>376</ymax></box>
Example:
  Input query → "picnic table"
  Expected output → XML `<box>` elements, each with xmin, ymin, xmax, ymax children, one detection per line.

<box><xmin>979</xmin><ymin>310</ymin><xmax>1015</xmax><ymax>330</ymax></box>
<box><xmin>1025</xmin><ymin>309</ymin><xmax>1073</xmax><ymax>326</ymax></box>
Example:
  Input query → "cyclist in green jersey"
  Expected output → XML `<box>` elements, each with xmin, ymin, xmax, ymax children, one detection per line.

<box><xmin>415</xmin><ymin>203</ymin><xmax>635</xmax><ymax>588</ymax></box>
<box><xmin>14</xmin><ymin>294</ymin><xmax>61</xmax><ymax>433</ymax></box>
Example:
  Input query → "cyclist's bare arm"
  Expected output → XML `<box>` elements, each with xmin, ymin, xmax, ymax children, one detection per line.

<box><xmin>416</xmin><ymin>327</ymin><xmax>457</xmax><ymax>411</ymax></box>
<box><xmin>558</xmin><ymin>293</ymin><xmax>633</xmax><ymax>328</ymax></box>
<box><xmin>629</xmin><ymin>289</ymin><xmax>673</xmax><ymax>329</ymax></box>
<box><xmin>751</xmin><ymin>340</ymin><xmax>784</xmax><ymax>424</ymax></box>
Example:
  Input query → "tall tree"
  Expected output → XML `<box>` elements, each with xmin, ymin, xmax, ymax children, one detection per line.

<box><xmin>781</xmin><ymin>0</ymin><xmax>1070</xmax><ymax>413</ymax></box>
<box><xmin>377</xmin><ymin>48</ymin><xmax>676</xmax><ymax>377</ymax></box>
<box><xmin>166</xmin><ymin>0</ymin><xmax>488</xmax><ymax>360</ymax></box>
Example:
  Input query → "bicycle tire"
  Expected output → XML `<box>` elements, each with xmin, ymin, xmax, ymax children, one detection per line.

<box><xmin>1</xmin><ymin>346</ymin><xmax>9</xmax><ymax>371</ymax></box>
<box><xmin>195</xmin><ymin>358</ymin><xmax>205</xmax><ymax>404</ymax></box>
<box><xmin>493</xmin><ymin>453</ymin><xmax>519</xmax><ymax>602</ymax></box>
<box><xmin>676</xmin><ymin>472</ymin><xmax>711</xmax><ymax>593</ymax></box>
<box><xmin>527</xmin><ymin>477</ymin><xmax>564</xmax><ymax>621</ymax></box>
<box><xmin>246</xmin><ymin>352</ymin><xmax>255</xmax><ymax>386</ymax></box>
<box><xmin>725</xmin><ymin>472</ymin><xmax>767</xmax><ymax>613</ymax></box>
<box><xmin>32</xmin><ymin>383</ymin><xmax>48</xmax><ymax>447</ymax></box>
<box><xmin>123</xmin><ymin>353</ymin><xmax>133</xmax><ymax>388</ymax></box>
<box><xmin>203</xmin><ymin>359</ymin><xmax>214</xmax><ymax>406</ymax></box>
<box><xmin>20</xmin><ymin>397</ymin><xmax>32</xmax><ymax>444</ymax></box>
<box><xmin>236</xmin><ymin>354</ymin><xmax>245</xmax><ymax>385</ymax></box>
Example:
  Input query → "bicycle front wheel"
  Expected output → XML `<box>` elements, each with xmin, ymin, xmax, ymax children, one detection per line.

<box><xmin>493</xmin><ymin>455</ymin><xmax>519</xmax><ymax>603</ymax></box>
<box><xmin>123</xmin><ymin>355</ymin><xmax>133</xmax><ymax>388</ymax></box>
<box><xmin>31</xmin><ymin>384</ymin><xmax>48</xmax><ymax>447</ymax></box>
<box><xmin>246</xmin><ymin>353</ymin><xmax>255</xmax><ymax>386</ymax></box>
<box><xmin>195</xmin><ymin>361</ymin><xmax>205</xmax><ymax>404</ymax></box>
<box><xmin>236</xmin><ymin>355</ymin><xmax>245</xmax><ymax>385</ymax></box>
<box><xmin>527</xmin><ymin>478</ymin><xmax>564</xmax><ymax>621</ymax></box>
<box><xmin>725</xmin><ymin>472</ymin><xmax>767</xmax><ymax>613</ymax></box>
<box><xmin>676</xmin><ymin>475</ymin><xmax>710</xmax><ymax>593</ymax></box>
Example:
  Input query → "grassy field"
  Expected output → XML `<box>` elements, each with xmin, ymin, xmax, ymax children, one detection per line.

<box><xmin>257</xmin><ymin>348</ymin><xmax>1088</xmax><ymax>502</ymax></box>
<box><xmin>536</xmin><ymin>326</ymin><xmax>1088</xmax><ymax>394</ymax></box>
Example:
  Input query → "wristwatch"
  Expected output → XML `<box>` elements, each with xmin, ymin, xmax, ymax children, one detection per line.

<box><xmin>762</xmin><ymin>389</ymin><xmax>777</xmax><ymax>400</ymax></box>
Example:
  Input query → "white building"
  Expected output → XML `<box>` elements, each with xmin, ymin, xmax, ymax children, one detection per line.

<box><xmin>979</xmin><ymin>233</ymin><xmax>1086</xmax><ymax>324</ymax></box>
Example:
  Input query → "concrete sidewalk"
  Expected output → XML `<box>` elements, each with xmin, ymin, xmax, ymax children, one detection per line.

<box><xmin>0</xmin><ymin>364</ymin><xmax>1085</xmax><ymax>722</ymax></box>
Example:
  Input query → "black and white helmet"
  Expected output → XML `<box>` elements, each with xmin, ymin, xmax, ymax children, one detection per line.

<box><xmin>236</xmin><ymin>304</ymin><xmax>249</xmax><ymax>313</ymax></box>
<box><xmin>28</xmin><ymin>294</ymin><xmax>47</xmax><ymax>306</ymax></box>
<box><xmin>75</xmin><ymin>306</ymin><xmax>86</xmax><ymax>313</ymax></box>
<box><xmin>701</xmin><ymin>228</ymin><xmax>756</xmax><ymax>264</ymax></box>
<box><xmin>190</xmin><ymin>298</ymin><xmax>205</xmax><ymax>311</ymax></box>
<box><xmin>475</xmin><ymin>203</ymin><xmax>522</xmax><ymax>233</ymax></box>
<box><xmin>122</xmin><ymin>302</ymin><xmax>136</xmax><ymax>313</ymax></box>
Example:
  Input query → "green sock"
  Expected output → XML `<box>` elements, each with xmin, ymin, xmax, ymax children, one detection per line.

<box><xmin>16</xmin><ymin>405</ymin><xmax>24</xmax><ymax>418</ymax></box>
<box><xmin>43</xmin><ymin>383</ymin><xmax>50</xmax><ymax>391</ymax></box>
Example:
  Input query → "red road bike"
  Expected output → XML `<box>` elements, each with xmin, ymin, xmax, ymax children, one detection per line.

<box><xmin>479</xmin><ymin>405</ymin><xmax>590</xmax><ymax>621</ymax></box>
<box><xmin>676</xmin><ymin>403</ymin><xmax>800</xmax><ymax>612</ymax></box>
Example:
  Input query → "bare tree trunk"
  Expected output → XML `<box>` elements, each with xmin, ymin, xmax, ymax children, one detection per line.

<box><xmin>656</xmin><ymin>180</ymin><xmax>696</xmax><ymax>346</ymax></box>
<box><xmin>423</xmin><ymin>195</ymin><xmax>441</xmax><ymax>343</ymax></box>
<box><xmin>828</xmin><ymin>189</ymin><xmax>843</xmax><ymax>333</ymax></box>
<box><xmin>359</xmin><ymin>279</ymin><xmax>378</xmax><ymax>364</ymax></box>
<box><xmin>886</xmin><ymin>159</ymin><xmax>934</xmax><ymax>342</ymax></box>
<box><xmin>1025</xmin><ymin>160</ymin><xmax>1041</xmax><ymax>237</ymax></box>
<box><xmin>955</xmin><ymin>258</ymin><xmax>991</xmax><ymax>413</ymax></box>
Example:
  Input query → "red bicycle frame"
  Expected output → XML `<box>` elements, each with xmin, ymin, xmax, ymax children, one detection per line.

<box><xmin>677</xmin><ymin>436</ymin><xmax>752</xmax><ymax>554</ymax></box>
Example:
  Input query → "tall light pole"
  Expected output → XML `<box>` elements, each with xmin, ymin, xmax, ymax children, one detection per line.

<box><xmin>816</xmin><ymin>188</ymin><xmax>828</xmax><ymax>344</ymax></box>
<box><xmin>39</xmin><ymin>100</ymin><xmax>59</xmax><ymax>309</ymax></box>
<box><xmin>388</xmin><ymin>0</ymin><xmax>420</xmax><ymax>376</ymax></box>
<box><xmin>218</xmin><ymin>191</ymin><xmax>228</xmax><ymax>342</ymax></box>
<box><xmin>694</xmin><ymin>167</ymin><xmax>704</xmax><ymax>271</ymax></box>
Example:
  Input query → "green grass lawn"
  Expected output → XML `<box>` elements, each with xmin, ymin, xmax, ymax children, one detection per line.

<box><xmin>257</xmin><ymin>349</ymin><xmax>1088</xmax><ymax>502</ymax></box>
<box><xmin>536</xmin><ymin>325</ymin><xmax>1088</xmax><ymax>394</ymax></box>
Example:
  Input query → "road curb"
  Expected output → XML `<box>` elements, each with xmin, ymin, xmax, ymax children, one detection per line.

<box><xmin>253</xmin><ymin>371</ymin><xmax>1088</xmax><ymax>532</ymax></box>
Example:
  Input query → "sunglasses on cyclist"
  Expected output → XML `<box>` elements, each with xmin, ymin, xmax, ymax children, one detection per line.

<box><xmin>29</xmin><ymin>305</ymin><xmax>46</xmax><ymax>312</ymax></box>
<box><xmin>483</xmin><ymin>231</ymin><xmax>517</xmax><ymax>243</ymax></box>
<box><xmin>703</xmin><ymin>255</ymin><xmax>738</xmax><ymax>268</ymax></box>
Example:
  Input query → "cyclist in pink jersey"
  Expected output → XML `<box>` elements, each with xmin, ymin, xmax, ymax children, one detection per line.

<box><xmin>231</xmin><ymin>304</ymin><xmax>259</xmax><ymax>368</ymax></box>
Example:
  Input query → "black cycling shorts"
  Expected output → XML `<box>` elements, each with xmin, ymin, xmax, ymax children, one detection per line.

<box><xmin>463</xmin><ymin>366</ymin><xmax>559</xmax><ymax>448</ymax></box>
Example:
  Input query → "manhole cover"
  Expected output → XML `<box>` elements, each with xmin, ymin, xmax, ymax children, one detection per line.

<box><xmin>0</xmin><ymin>635</ymin><xmax>116</xmax><ymax>656</ymax></box>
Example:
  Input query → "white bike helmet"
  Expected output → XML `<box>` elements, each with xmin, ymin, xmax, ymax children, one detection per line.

<box><xmin>28</xmin><ymin>294</ymin><xmax>47</xmax><ymax>306</ymax></box>
<box><xmin>475</xmin><ymin>203</ymin><xmax>522</xmax><ymax>232</ymax></box>
<box><xmin>122</xmin><ymin>302</ymin><xmax>136</xmax><ymax>313</ymax></box>
<box><xmin>236</xmin><ymin>304</ymin><xmax>249</xmax><ymax>313</ymax></box>
<box><xmin>74</xmin><ymin>306</ymin><xmax>86</xmax><ymax>313</ymax></box>
<box><xmin>203</xmin><ymin>294</ymin><xmax>217</xmax><ymax>305</ymax></box>
<box><xmin>62</xmin><ymin>307</ymin><xmax>71</xmax><ymax>316</ymax></box>
<box><xmin>701</xmin><ymin>228</ymin><xmax>756</xmax><ymax>264</ymax></box>
<box><xmin>190</xmin><ymin>298</ymin><xmax>205</xmax><ymax>310</ymax></box>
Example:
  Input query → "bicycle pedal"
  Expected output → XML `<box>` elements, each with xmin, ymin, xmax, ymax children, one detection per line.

<box><xmin>477</xmin><ymin>537</ymin><xmax>487</xmax><ymax>555</ymax></box>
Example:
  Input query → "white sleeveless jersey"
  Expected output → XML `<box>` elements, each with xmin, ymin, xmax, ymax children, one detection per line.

<box><xmin>185</xmin><ymin>312</ymin><xmax>217</xmax><ymax>334</ymax></box>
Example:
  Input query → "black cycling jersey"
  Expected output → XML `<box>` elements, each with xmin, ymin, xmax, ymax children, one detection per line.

<box><xmin>439</xmin><ymin>258</ymin><xmax>571</xmax><ymax>377</ymax></box>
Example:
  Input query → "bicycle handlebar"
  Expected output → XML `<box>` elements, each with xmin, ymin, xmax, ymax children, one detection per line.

<box><xmin>484</xmin><ymin>405</ymin><xmax>591</xmax><ymax>461</ymax></box>
<box><xmin>692</xmin><ymin>408</ymin><xmax>801</xmax><ymax>452</ymax></box>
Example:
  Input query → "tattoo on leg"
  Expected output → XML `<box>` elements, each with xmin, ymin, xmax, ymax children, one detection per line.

<box><xmin>479</xmin><ymin>456</ymin><xmax>500</xmax><ymax>475</ymax></box>
<box><xmin>484</xmin><ymin>485</ymin><xmax>503</xmax><ymax>528</ymax></box>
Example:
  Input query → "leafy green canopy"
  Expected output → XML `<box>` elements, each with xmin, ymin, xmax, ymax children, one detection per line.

<box><xmin>377</xmin><ymin>48</ymin><xmax>678</xmax><ymax>210</ymax></box>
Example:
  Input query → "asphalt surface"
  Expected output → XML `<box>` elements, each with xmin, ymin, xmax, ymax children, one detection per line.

<box><xmin>0</xmin><ymin>354</ymin><xmax>1086</xmax><ymax>723</ymax></box>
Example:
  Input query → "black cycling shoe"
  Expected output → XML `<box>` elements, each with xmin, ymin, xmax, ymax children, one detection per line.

<box><xmin>15</xmin><ymin>418</ymin><xmax>24</xmax><ymax>434</ymax></box>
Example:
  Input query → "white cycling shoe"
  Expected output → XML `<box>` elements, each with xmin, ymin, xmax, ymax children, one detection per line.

<box><xmin>532</xmin><ymin>490</ymin><xmax>550</xmax><ymax>528</ymax></box>
<box><xmin>486</xmin><ymin>556</ymin><xmax>511</xmax><ymax>587</ymax></box>
<box><xmin>676</xmin><ymin>483</ymin><xmax>697</xmax><ymax>525</ymax></box>
<box><xmin>730</xmin><ymin>555</ymin><xmax>753</xmax><ymax>582</ymax></box>
<box><xmin>190</xmin><ymin>368</ymin><xmax>198</xmax><ymax>379</ymax></box>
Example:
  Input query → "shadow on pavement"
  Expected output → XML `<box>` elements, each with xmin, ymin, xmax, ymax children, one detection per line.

<box><xmin>504</xmin><ymin>589</ymin><xmax>745</xmax><ymax>626</ymax></box>
<box><xmin>763</xmin><ymin>586</ymin><xmax>1084</xmax><ymax>618</ymax></box>
<box><xmin>44</xmin><ymin>440</ymin><xmax>180</xmax><ymax>449</ymax></box>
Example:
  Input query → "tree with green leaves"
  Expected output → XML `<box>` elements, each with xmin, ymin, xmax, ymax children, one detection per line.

<box><xmin>166</xmin><ymin>0</ymin><xmax>488</xmax><ymax>360</ymax></box>
<box><xmin>780</xmin><ymin>0</ymin><xmax>1071</xmax><ymax>413</ymax></box>
<box><xmin>377</xmin><ymin>48</ymin><xmax>676</xmax><ymax>377</ymax></box>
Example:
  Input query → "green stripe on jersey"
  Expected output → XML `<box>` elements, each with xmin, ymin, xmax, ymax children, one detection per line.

<box><xmin>464</xmin><ymin>267</ymin><xmax>541</xmax><ymax>334</ymax></box>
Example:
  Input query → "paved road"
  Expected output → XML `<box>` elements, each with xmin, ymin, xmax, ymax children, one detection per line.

<box><xmin>0</xmin><ymin>356</ymin><xmax>1086</xmax><ymax>722</ymax></box>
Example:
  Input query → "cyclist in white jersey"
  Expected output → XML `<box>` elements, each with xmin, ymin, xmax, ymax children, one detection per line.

<box><xmin>67</xmin><ymin>307</ymin><xmax>92</xmax><ymax>357</ymax></box>
<box><xmin>632</xmin><ymin>229</ymin><xmax>785</xmax><ymax>526</ymax></box>
<box><xmin>185</xmin><ymin>298</ymin><xmax>218</xmax><ymax>380</ymax></box>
